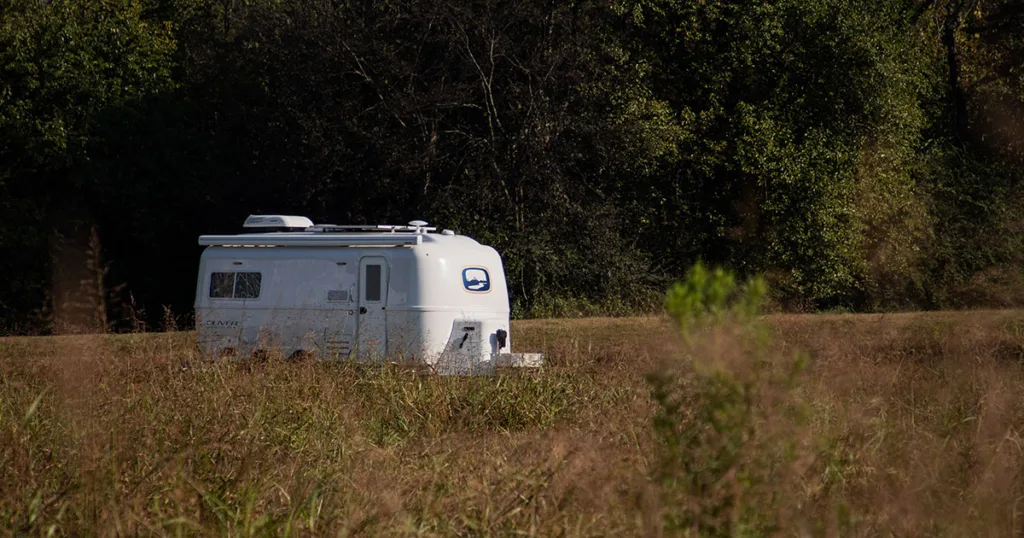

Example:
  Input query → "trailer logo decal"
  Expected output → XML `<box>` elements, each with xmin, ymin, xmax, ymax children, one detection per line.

<box><xmin>462</xmin><ymin>267</ymin><xmax>491</xmax><ymax>293</ymax></box>
<box><xmin>204</xmin><ymin>319</ymin><xmax>240</xmax><ymax>328</ymax></box>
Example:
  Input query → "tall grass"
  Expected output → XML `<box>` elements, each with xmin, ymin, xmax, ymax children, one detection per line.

<box><xmin>2</xmin><ymin>301</ymin><xmax>1024</xmax><ymax>535</ymax></box>
<box><xmin>0</xmin><ymin>331</ymin><xmax>646</xmax><ymax>536</ymax></box>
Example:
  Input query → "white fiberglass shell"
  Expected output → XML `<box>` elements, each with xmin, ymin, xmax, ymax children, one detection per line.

<box><xmin>194</xmin><ymin>232</ymin><xmax>512</xmax><ymax>373</ymax></box>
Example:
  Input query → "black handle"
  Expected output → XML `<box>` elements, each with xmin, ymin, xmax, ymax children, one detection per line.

<box><xmin>359</xmin><ymin>306</ymin><xmax>367</xmax><ymax>314</ymax></box>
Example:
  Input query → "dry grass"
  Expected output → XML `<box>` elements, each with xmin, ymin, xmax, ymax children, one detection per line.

<box><xmin>1</xmin><ymin>310</ymin><xmax>1023</xmax><ymax>536</ymax></box>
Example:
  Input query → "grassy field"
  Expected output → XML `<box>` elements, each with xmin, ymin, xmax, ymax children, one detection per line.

<box><xmin>2</xmin><ymin>310</ymin><xmax>1024</xmax><ymax>536</ymax></box>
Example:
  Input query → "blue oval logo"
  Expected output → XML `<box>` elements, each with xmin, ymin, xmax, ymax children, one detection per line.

<box><xmin>462</xmin><ymin>267</ymin><xmax>491</xmax><ymax>293</ymax></box>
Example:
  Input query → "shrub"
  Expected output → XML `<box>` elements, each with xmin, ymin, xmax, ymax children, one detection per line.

<box><xmin>650</xmin><ymin>263</ymin><xmax>810</xmax><ymax>536</ymax></box>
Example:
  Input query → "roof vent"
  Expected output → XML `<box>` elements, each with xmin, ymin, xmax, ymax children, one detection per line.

<box><xmin>243</xmin><ymin>215</ymin><xmax>314</xmax><ymax>229</ymax></box>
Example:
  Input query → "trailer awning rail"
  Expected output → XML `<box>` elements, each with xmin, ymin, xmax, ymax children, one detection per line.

<box><xmin>198</xmin><ymin>233</ymin><xmax>423</xmax><ymax>247</ymax></box>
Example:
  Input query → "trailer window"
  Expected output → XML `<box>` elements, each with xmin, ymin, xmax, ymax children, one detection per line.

<box><xmin>235</xmin><ymin>272</ymin><xmax>262</xmax><ymax>299</ymax></box>
<box><xmin>209</xmin><ymin>271</ymin><xmax>262</xmax><ymax>299</ymax></box>
<box><xmin>365</xmin><ymin>265</ymin><xmax>382</xmax><ymax>302</ymax></box>
<box><xmin>210</xmin><ymin>272</ymin><xmax>235</xmax><ymax>298</ymax></box>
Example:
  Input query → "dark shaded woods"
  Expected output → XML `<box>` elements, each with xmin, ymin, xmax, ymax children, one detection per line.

<box><xmin>2</xmin><ymin>0</ymin><xmax>1023</xmax><ymax>333</ymax></box>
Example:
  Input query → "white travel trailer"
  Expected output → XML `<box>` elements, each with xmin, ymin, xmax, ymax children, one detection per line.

<box><xmin>194</xmin><ymin>215</ymin><xmax>541</xmax><ymax>374</ymax></box>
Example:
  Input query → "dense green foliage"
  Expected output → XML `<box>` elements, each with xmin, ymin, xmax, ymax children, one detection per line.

<box><xmin>1</xmin><ymin>0</ymin><xmax>1022</xmax><ymax>331</ymax></box>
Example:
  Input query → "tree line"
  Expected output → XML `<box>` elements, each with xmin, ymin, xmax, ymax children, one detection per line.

<box><xmin>1</xmin><ymin>0</ymin><xmax>1022</xmax><ymax>332</ymax></box>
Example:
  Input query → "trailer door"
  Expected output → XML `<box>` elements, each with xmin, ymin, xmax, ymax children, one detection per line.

<box><xmin>357</xmin><ymin>256</ymin><xmax>388</xmax><ymax>361</ymax></box>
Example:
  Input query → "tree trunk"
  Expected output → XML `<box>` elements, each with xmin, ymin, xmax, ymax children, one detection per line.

<box><xmin>941</xmin><ymin>0</ymin><xmax>978</xmax><ymax>142</ymax></box>
<box><xmin>51</xmin><ymin>220</ymin><xmax>108</xmax><ymax>334</ymax></box>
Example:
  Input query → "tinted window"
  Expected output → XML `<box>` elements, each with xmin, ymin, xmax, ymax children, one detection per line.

<box><xmin>365</xmin><ymin>265</ymin><xmax>382</xmax><ymax>302</ymax></box>
<box><xmin>234</xmin><ymin>272</ymin><xmax>262</xmax><ymax>299</ymax></box>
<box><xmin>209</xmin><ymin>271</ymin><xmax>262</xmax><ymax>299</ymax></box>
<box><xmin>210</xmin><ymin>272</ymin><xmax>235</xmax><ymax>298</ymax></box>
